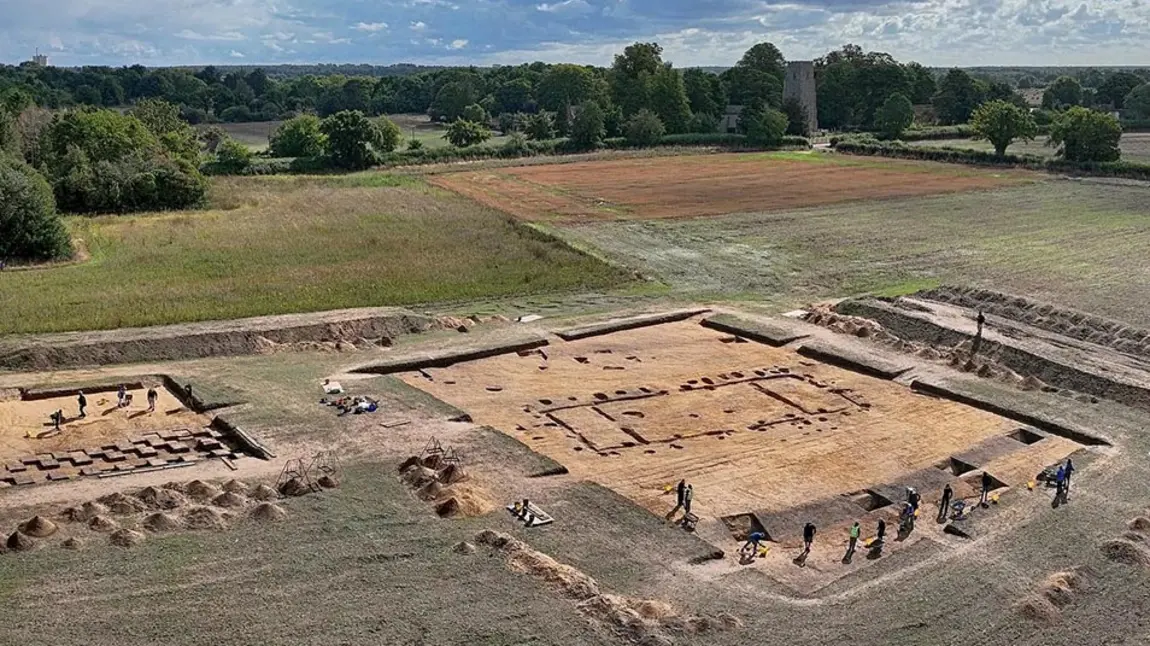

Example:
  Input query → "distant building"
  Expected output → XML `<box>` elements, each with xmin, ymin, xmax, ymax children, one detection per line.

<box><xmin>721</xmin><ymin>105</ymin><xmax>743</xmax><ymax>134</ymax></box>
<box><xmin>783</xmin><ymin>61</ymin><xmax>818</xmax><ymax>134</ymax></box>
<box><xmin>29</xmin><ymin>50</ymin><xmax>49</xmax><ymax>66</ymax></box>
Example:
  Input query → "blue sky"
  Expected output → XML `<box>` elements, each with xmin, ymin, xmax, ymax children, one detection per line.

<box><xmin>1</xmin><ymin>0</ymin><xmax>1146</xmax><ymax>67</ymax></box>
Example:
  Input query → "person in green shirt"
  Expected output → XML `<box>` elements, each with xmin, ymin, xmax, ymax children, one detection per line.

<box><xmin>843</xmin><ymin>521</ymin><xmax>861</xmax><ymax>562</ymax></box>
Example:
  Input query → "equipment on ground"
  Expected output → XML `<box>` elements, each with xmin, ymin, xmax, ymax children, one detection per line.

<box><xmin>506</xmin><ymin>500</ymin><xmax>554</xmax><ymax>527</ymax></box>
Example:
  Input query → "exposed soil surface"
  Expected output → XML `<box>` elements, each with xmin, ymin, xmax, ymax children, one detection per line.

<box><xmin>430</xmin><ymin>154</ymin><xmax>1031</xmax><ymax>222</ymax></box>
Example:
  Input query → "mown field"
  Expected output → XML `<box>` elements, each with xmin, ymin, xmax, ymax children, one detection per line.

<box><xmin>0</xmin><ymin>174</ymin><xmax>629</xmax><ymax>335</ymax></box>
<box><xmin>210</xmin><ymin>114</ymin><xmax>510</xmax><ymax>152</ymax></box>
<box><xmin>908</xmin><ymin>132</ymin><xmax>1150</xmax><ymax>163</ymax></box>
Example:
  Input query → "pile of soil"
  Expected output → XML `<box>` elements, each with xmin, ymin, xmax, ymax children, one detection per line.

<box><xmin>1040</xmin><ymin>571</ymin><xmax>1084</xmax><ymax>608</ymax></box>
<box><xmin>185</xmin><ymin>480</ymin><xmax>221</xmax><ymax>501</ymax></box>
<box><xmin>440</xmin><ymin>484</ymin><xmax>495</xmax><ymax>517</ymax></box>
<box><xmin>435</xmin><ymin>498</ymin><xmax>461</xmax><ymax>517</ymax></box>
<box><xmin>251</xmin><ymin>502</ymin><xmax>288</xmax><ymax>522</ymax></box>
<box><xmin>278</xmin><ymin>477</ymin><xmax>312</xmax><ymax>497</ymax></box>
<box><xmin>212</xmin><ymin>491</ymin><xmax>248</xmax><ymax>508</ymax></box>
<box><xmin>161</xmin><ymin>481</ymin><xmax>187</xmax><ymax>493</ymax></box>
<box><xmin>418</xmin><ymin>480</ymin><xmax>444</xmax><ymax>501</ymax></box>
<box><xmin>250</xmin><ymin>484</ymin><xmax>279</xmax><ymax>501</ymax></box>
<box><xmin>19</xmin><ymin>516</ymin><xmax>58</xmax><ymax>538</ymax></box>
<box><xmin>452</xmin><ymin>541</ymin><xmax>476</xmax><ymax>555</ymax></box>
<box><xmin>317</xmin><ymin>475</ymin><xmax>339</xmax><ymax>489</ymax></box>
<box><xmin>1101</xmin><ymin>539</ymin><xmax>1150</xmax><ymax>566</ymax></box>
<box><xmin>222</xmin><ymin>479</ymin><xmax>249</xmax><ymax>494</ymax></box>
<box><xmin>438</xmin><ymin>464</ymin><xmax>466</xmax><ymax>485</ymax></box>
<box><xmin>61</xmin><ymin>537</ymin><xmax>83</xmax><ymax>550</ymax></box>
<box><xmin>1128</xmin><ymin>517</ymin><xmax>1150</xmax><ymax>533</ymax></box>
<box><xmin>184</xmin><ymin>506</ymin><xmax>228</xmax><ymax>530</ymax></box>
<box><xmin>143</xmin><ymin>512</ymin><xmax>183</xmax><ymax>532</ymax></box>
<box><xmin>110</xmin><ymin>529</ymin><xmax>145</xmax><ymax>548</ymax></box>
<box><xmin>99</xmin><ymin>492</ymin><xmax>147</xmax><ymax>515</ymax></box>
<box><xmin>136</xmin><ymin>486</ymin><xmax>188</xmax><ymax>510</ymax></box>
<box><xmin>402</xmin><ymin>466</ymin><xmax>438</xmax><ymax>488</ymax></box>
<box><xmin>1016</xmin><ymin>595</ymin><xmax>1060</xmax><ymax>623</ymax></box>
<box><xmin>6</xmin><ymin>531</ymin><xmax>35</xmax><ymax>552</ymax></box>
<box><xmin>87</xmin><ymin>515</ymin><xmax>118</xmax><ymax>532</ymax></box>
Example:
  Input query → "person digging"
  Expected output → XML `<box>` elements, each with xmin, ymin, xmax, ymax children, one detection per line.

<box><xmin>742</xmin><ymin>531</ymin><xmax>766</xmax><ymax>562</ymax></box>
<box><xmin>665</xmin><ymin>479</ymin><xmax>687</xmax><ymax>520</ymax></box>
<box><xmin>802</xmin><ymin>522</ymin><xmax>816</xmax><ymax>554</ymax></box>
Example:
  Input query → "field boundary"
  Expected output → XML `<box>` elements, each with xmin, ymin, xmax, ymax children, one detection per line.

<box><xmin>700</xmin><ymin>314</ymin><xmax>812</xmax><ymax>346</ymax></box>
<box><xmin>350</xmin><ymin>334</ymin><xmax>550</xmax><ymax>374</ymax></box>
<box><xmin>796</xmin><ymin>340</ymin><xmax>914</xmax><ymax>380</ymax></box>
<box><xmin>555</xmin><ymin>309</ymin><xmax>710</xmax><ymax>341</ymax></box>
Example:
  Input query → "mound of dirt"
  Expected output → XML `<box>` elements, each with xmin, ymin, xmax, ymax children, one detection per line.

<box><xmin>136</xmin><ymin>486</ymin><xmax>189</xmax><ymax>510</ymax></box>
<box><xmin>475</xmin><ymin>529</ymin><xmax>523</xmax><ymax>550</ymax></box>
<box><xmin>439</xmin><ymin>484</ymin><xmax>495</xmax><ymax>517</ymax></box>
<box><xmin>1040</xmin><ymin>570</ymin><xmax>1086</xmax><ymax>608</ymax></box>
<box><xmin>6</xmin><ymin>531</ymin><xmax>35</xmax><ymax>552</ymax></box>
<box><xmin>184</xmin><ymin>506</ymin><xmax>228</xmax><ymax>530</ymax></box>
<box><xmin>143</xmin><ymin>512</ymin><xmax>183</xmax><ymax>532</ymax></box>
<box><xmin>251</xmin><ymin>502</ymin><xmax>288</xmax><ymax>522</ymax></box>
<box><xmin>61</xmin><ymin>537</ymin><xmax>83</xmax><ymax>550</ymax></box>
<box><xmin>435</xmin><ymin>497</ymin><xmax>461</xmax><ymax>517</ymax></box>
<box><xmin>1128</xmin><ymin>517</ymin><xmax>1150</xmax><ymax>534</ymax></box>
<box><xmin>99</xmin><ymin>492</ymin><xmax>147</xmax><ymax>515</ymax></box>
<box><xmin>317</xmin><ymin>475</ymin><xmax>339</xmax><ymax>489</ymax></box>
<box><xmin>403</xmin><ymin>466</ymin><xmax>438</xmax><ymax>488</ymax></box>
<box><xmin>1016</xmin><ymin>595</ymin><xmax>1060</xmax><ymax>623</ymax></box>
<box><xmin>161</xmin><ymin>481</ymin><xmax>187</xmax><ymax>493</ymax></box>
<box><xmin>250</xmin><ymin>484</ymin><xmax>278</xmax><ymax>501</ymax></box>
<box><xmin>87</xmin><ymin>515</ymin><xmax>118</xmax><ymax>533</ymax></box>
<box><xmin>185</xmin><ymin>480</ymin><xmax>221</xmax><ymax>501</ymax></box>
<box><xmin>19</xmin><ymin>516</ymin><xmax>58</xmax><ymax>538</ymax></box>
<box><xmin>419</xmin><ymin>480</ymin><xmax>444</xmax><ymax>501</ymax></box>
<box><xmin>212</xmin><ymin>491</ymin><xmax>248</xmax><ymax>508</ymax></box>
<box><xmin>278</xmin><ymin>477</ymin><xmax>312</xmax><ymax>497</ymax></box>
<box><xmin>453</xmin><ymin>541</ymin><xmax>476</xmax><ymax>555</ymax></box>
<box><xmin>222</xmin><ymin>479</ymin><xmax>248</xmax><ymax>494</ymax></box>
<box><xmin>505</xmin><ymin>544</ymin><xmax>601</xmax><ymax>600</ymax></box>
<box><xmin>438</xmin><ymin>464</ymin><xmax>466</xmax><ymax>485</ymax></box>
<box><xmin>1101</xmin><ymin>539</ymin><xmax>1150</xmax><ymax>566</ymax></box>
<box><xmin>110</xmin><ymin>529</ymin><xmax>145</xmax><ymax>548</ymax></box>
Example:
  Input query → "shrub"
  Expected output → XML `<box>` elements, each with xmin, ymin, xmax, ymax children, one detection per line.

<box><xmin>497</xmin><ymin>112</ymin><xmax>519</xmax><ymax>134</ymax></box>
<box><xmin>970</xmin><ymin>100</ymin><xmax>1038</xmax><ymax>155</ymax></box>
<box><xmin>407</xmin><ymin>138</ymin><xmax>424</xmax><ymax>151</ymax></box>
<box><xmin>875</xmin><ymin>93</ymin><xmax>915</xmax><ymax>140</ymax></box>
<box><xmin>1049</xmin><ymin>107</ymin><xmax>1122</xmax><ymax>162</ymax></box>
<box><xmin>377</xmin><ymin>116</ymin><xmax>402</xmax><ymax>153</ymax></box>
<box><xmin>0</xmin><ymin>155</ymin><xmax>72</xmax><ymax>261</ymax></box>
<box><xmin>444</xmin><ymin>119</ymin><xmax>492</xmax><ymax>148</ymax></box>
<box><xmin>213</xmin><ymin>138</ymin><xmax>253</xmax><ymax>174</ymax></box>
<box><xmin>569</xmin><ymin>101</ymin><xmax>606</xmax><ymax>150</ymax></box>
<box><xmin>198</xmin><ymin>125</ymin><xmax>227</xmax><ymax>153</ymax></box>
<box><xmin>745</xmin><ymin>107</ymin><xmax>788</xmax><ymax>147</ymax></box>
<box><xmin>461</xmin><ymin>103</ymin><xmax>489</xmax><ymax>125</ymax></box>
<box><xmin>686</xmin><ymin>112</ymin><xmax>719</xmax><ymax>134</ymax></box>
<box><xmin>54</xmin><ymin>151</ymin><xmax>208</xmax><ymax>214</ymax></box>
<box><xmin>320</xmin><ymin>110</ymin><xmax>384</xmax><ymax>170</ymax></box>
<box><xmin>219</xmin><ymin>105</ymin><xmax>253</xmax><ymax>123</ymax></box>
<box><xmin>624</xmin><ymin>109</ymin><xmax>665</xmax><ymax>147</ymax></box>
<box><xmin>269</xmin><ymin>114</ymin><xmax>326</xmax><ymax>157</ymax></box>
<box><xmin>501</xmin><ymin>132</ymin><xmax>530</xmax><ymax>156</ymax></box>
<box><xmin>523</xmin><ymin>111</ymin><xmax>556</xmax><ymax>141</ymax></box>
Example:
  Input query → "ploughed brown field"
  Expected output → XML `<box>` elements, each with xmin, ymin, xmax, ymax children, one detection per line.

<box><xmin>429</xmin><ymin>153</ymin><xmax>1036</xmax><ymax>222</ymax></box>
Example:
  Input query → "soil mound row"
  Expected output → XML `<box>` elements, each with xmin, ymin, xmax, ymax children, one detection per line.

<box><xmin>474</xmin><ymin>529</ymin><xmax>739</xmax><ymax>643</ymax></box>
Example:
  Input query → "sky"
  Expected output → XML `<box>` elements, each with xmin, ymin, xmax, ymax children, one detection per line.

<box><xmin>0</xmin><ymin>0</ymin><xmax>1147</xmax><ymax>68</ymax></box>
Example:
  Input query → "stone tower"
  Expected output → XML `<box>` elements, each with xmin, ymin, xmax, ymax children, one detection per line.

<box><xmin>783</xmin><ymin>61</ymin><xmax>818</xmax><ymax>135</ymax></box>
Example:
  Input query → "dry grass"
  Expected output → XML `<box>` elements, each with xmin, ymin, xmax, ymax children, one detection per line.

<box><xmin>0</xmin><ymin>174</ymin><xmax>630</xmax><ymax>334</ymax></box>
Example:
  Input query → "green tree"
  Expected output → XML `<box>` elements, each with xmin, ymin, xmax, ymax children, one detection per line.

<box><xmin>1048</xmin><ymin>107</ymin><xmax>1121</xmax><ymax>162</ymax></box>
<box><xmin>686</xmin><ymin>112</ymin><xmax>718</xmax><ymax>134</ymax></box>
<box><xmin>1126</xmin><ymin>83</ymin><xmax>1150</xmax><ymax>119</ymax></box>
<box><xmin>443</xmin><ymin>119</ymin><xmax>491</xmax><ymax>147</ymax></box>
<box><xmin>736</xmin><ymin>43</ymin><xmax>786</xmax><ymax>82</ymax></box>
<box><xmin>1042</xmin><ymin>76</ymin><xmax>1084</xmax><ymax>110</ymax></box>
<box><xmin>130</xmin><ymin>98</ymin><xmax>198</xmax><ymax>161</ymax></box>
<box><xmin>497</xmin><ymin>112</ymin><xmax>519</xmax><ymax>134</ymax></box>
<box><xmin>494</xmin><ymin>78</ymin><xmax>533</xmax><ymax>114</ymax></box>
<box><xmin>376</xmin><ymin>116</ymin><xmax>402</xmax><ymax>153</ymax></box>
<box><xmin>569</xmin><ymin>101</ymin><xmax>606</xmax><ymax>149</ymax></box>
<box><xmin>932</xmin><ymin>68</ymin><xmax>983</xmax><ymax>125</ymax></box>
<box><xmin>269</xmin><ymin>114</ymin><xmax>327</xmax><ymax>157</ymax></box>
<box><xmin>214</xmin><ymin>138</ymin><xmax>253</xmax><ymax>174</ymax></box>
<box><xmin>320</xmin><ymin>110</ymin><xmax>384</xmax><ymax>169</ymax></box>
<box><xmin>624</xmin><ymin>109</ymin><xmax>665</xmax><ymax>146</ymax></box>
<box><xmin>461</xmin><ymin>103</ymin><xmax>489</xmax><ymax>124</ymax></box>
<box><xmin>407</xmin><ymin>138</ymin><xmax>424</xmax><ymax>151</ymax></box>
<box><xmin>429</xmin><ymin>81</ymin><xmax>480</xmax><ymax>122</ymax></box>
<box><xmin>0</xmin><ymin>109</ymin><xmax>17</xmax><ymax>157</ymax></box>
<box><xmin>198</xmin><ymin>125</ymin><xmax>228</xmax><ymax>154</ymax></box>
<box><xmin>970</xmin><ymin>100</ymin><xmax>1038</xmax><ymax>156</ymax></box>
<box><xmin>683</xmin><ymin>68</ymin><xmax>725</xmax><ymax>118</ymax></box>
<box><xmin>1096</xmin><ymin>72</ymin><xmax>1143</xmax><ymax>109</ymax></box>
<box><xmin>40</xmin><ymin>109</ymin><xmax>159</xmax><ymax>168</ymax></box>
<box><xmin>523</xmin><ymin>112</ymin><xmax>556</xmax><ymax>140</ymax></box>
<box><xmin>741</xmin><ymin>103</ymin><xmax>788</xmax><ymax>146</ymax></box>
<box><xmin>0</xmin><ymin>155</ymin><xmax>72</xmax><ymax>261</ymax></box>
<box><xmin>781</xmin><ymin>97</ymin><xmax>809</xmax><ymax>136</ymax></box>
<box><xmin>648</xmin><ymin>67</ymin><xmax>692</xmax><ymax>134</ymax></box>
<box><xmin>875</xmin><ymin>93</ymin><xmax>915</xmax><ymax>139</ymax></box>
<box><xmin>905</xmin><ymin>62</ymin><xmax>937</xmax><ymax>104</ymax></box>
<box><xmin>537</xmin><ymin>64</ymin><xmax>595</xmax><ymax>113</ymax></box>
<box><xmin>610</xmin><ymin>43</ymin><xmax>663</xmax><ymax>116</ymax></box>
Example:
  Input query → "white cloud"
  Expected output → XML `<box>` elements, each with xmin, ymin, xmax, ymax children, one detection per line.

<box><xmin>175</xmin><ymin>29</ymin><xmax>245</xmax><ymax>41</ymax></box>
<box><xmin>409</xmin><ymin>0</ymin><xmax>459</xmax><ymax>8</ymax></box>
<box><xmin>536</xmin><ymin>0</ymin><xmax>591</xmax><ymax>12</ymax></box>
<box><xmin>229</xmin><ymin>49</ymin><xmax>244</xmax><ymax>58</ymax></box>
<box><xmin>410</xmin><ymin>21</ymin><xmax>427</xmax><ymax>31</ymax></box>
<box><xmin>353</xmin><ymin>22</ymin><xmax>389</xmax><ymax>32</ymax></box>
<box><xmin>448</xmin><ymin>38</ymin><xmax>468</xmax><ymax>49</ymax></box>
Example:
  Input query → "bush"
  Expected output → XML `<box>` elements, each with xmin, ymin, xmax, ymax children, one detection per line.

<box><xmin>1049</xmin><ymin>107</ymin><xmax>1122</xmax><ymax>162</ymax></box>
<box><xmin>523</xmin><ymin>112</ymin><xmax>556</xmax><ymax>141</ymax></box>
<box><xmin>497</xmin><ymin>112</ymin><xmax>519</xmax><ymax>134</ymax></box>
<box><xmin>320</xmin><ymin>110</ymin><xmax>385</xmax><ymax>170</ymax></box>
<box><xmin>213</xmin><ymin>138</ymin><xmax>253</xmax><ymax>174</ymax></box>
<box><xmin>687</xmin><ymin>112</ymin><xmax>719</xmax><ymax>134</ymax></box>
<box><xmin>970</xmin><ymin>100</ymin><xmax>1037</xmax><ymax>155</ymax></box>
<box><xmin>898</xmin><ymin>125</ymin><xmax>974</xmax><ymax>141</ymax></box>
<box><xmin>53</xmin><ymin>150</ymin><xmax>207</xmax><ymax>214</ymax></box>
<box><xmin>269</xmin><ymin>114</ymin><xmax>326</xmax><ymax>158</ymax></box>
<box><xmin>501</xmin><ymin>132</ymin><xmax>531</xmax><ymax>156</ymax></box>
<box><xmin>876</xmin><ymin>93</ymin><xmax>915</xmax><ymax>140</ymax></box>
<box><xmin>745</xmin><ymin>108</ymin><xmax>788</xmax><ymax>147</ymax></box>
<box><xmin>444</xmin><ymin>119</ymin><xmax>492</xmax><ymax>148</ymax></box>
<box><xmin>0</xmin><ymin>155</ymin><xmax>72</xmax><ymax>261</ymax></box>
<box><xmin>624</xmin><ymin>109</ymin><xmax>665</xmax><ymax>147</ymax></box>
<box><xmin>461</xmin><ymin>104</ymin><xmax>489</xmax><ymax>125</ymax></box>
<box><xmin>377</xmin><ymin>116</ymin><xmax>402</xmax><ymax>153</ymax></box>
<box><xmin>569</xmin><ymin>101</ymin><xmax>606</xmax><ymax>150</ymax></box>
<box><xmin>407</xmin><ymin>138</ymin><xmax>424</xmax><ymax>151</ymax></box>
<box><xmin>219</xmin><ymin>105</ymin><xmax>253</xmax><ymax>123</ymax></box>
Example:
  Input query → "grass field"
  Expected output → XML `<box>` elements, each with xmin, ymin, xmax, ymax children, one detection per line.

<box><xmin>908</xmin><ymin>132</ymin><xmax>1150</xmax><ymax>163</ymax></box>
<box><xmin>208</xmin><ymin>114</ymin><xmax>509</xmax><ymax>153</ymax></box>
<box><xmin>0</xmin><ymin>175</ymin><xmax>629</xmax><ymax>335</ymax></box>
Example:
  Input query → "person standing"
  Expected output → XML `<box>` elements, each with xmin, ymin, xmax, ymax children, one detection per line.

<box><xmin>1064</xmin><ymin>458</ymin><xmax>1075</xmax><ymax>496</ymax></box>
<box><xmin>980</xmin><ymin>471</ymin><xmax>993</xmax><ymax>507</ymax></box>
<box><xmin>906</xmin><ymin>487</ymin><xmax>921</xmax><ymax>513</ymax></box>
<box><xmin>667</xmin><ymin>479</ymin><xmax>687</xmax><ymax>519</ymax></box>
<box><xmin>117</xmin><ymin>384</ymin><xmax>127</xmax><ymax>408</ymax></box>
<box><xmin>803</xmin><ymin>522</ymin><xmax>817</xmax><ymax>554</ymax></box>
<box><xmin>875</xmin><ymin>519</ymin><xmax>887</xmax><ymax>545</ymax></box>
<box><xmin>683</xmin><ymin>484</ymin><xmax>694</xmax><ymax>516</ymax></box>
<box><xmin>1054</xmin><ymin>465</ymin><xmax>1067</xmax><ymax>505</ymax></box>
<box><xmin>52</xmin><ymin>409</ymin><xmax>63</xmax><ymax>432</ymax></box>
<box><xmin>938</xmin><ymin>483</ymin><xmax>954</xmax><ymax>522</ymax></box>
<box><xmin>146</xmin><ymin>387</ymin><xmax>158</xmax><ymax>413</ymax></box>
<box><xmin>972</xmin><ymin>310</ymin><xmax>987</xmax><ymax>356</ymax></box>
<box><xmin>844</xmin><ymin>522</ymin><xmax>861</xmax><ymax>561</ymax></box>
<box><xmin>77</xmin><ymin>391</ymin><xmax>87</xmax><ymax>419</ymax></box>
